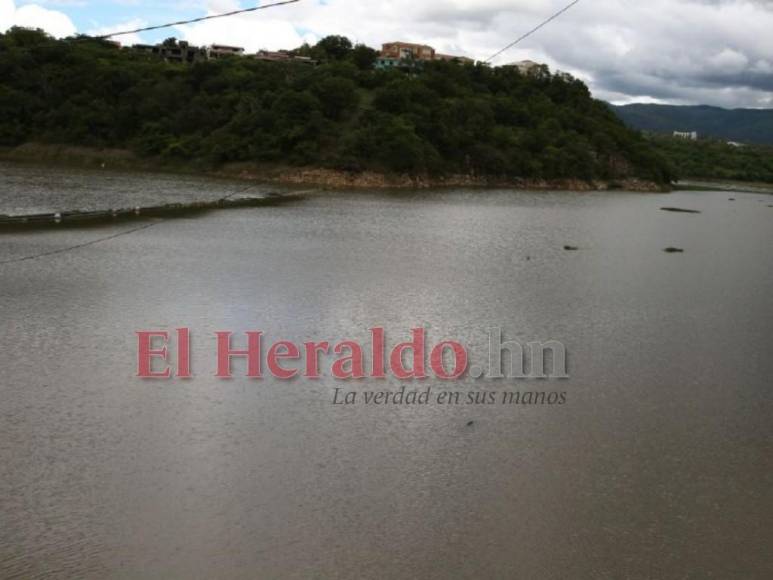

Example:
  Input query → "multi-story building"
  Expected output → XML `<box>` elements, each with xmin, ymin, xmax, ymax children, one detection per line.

<box><xmin>206</xmin><ymin>44</ymin><xmax>245</xmax><ymax>59</ymax></box>
<box><xmin>252</xmin><ymin>50</ymin><xmax>290</xmax><ymax>62</ymax></box>
<box><xmin>251</xmin><ymin>50</ymin><xmax>316</xmax><ymax>65</ymax></box>
<box><xmin>504</xmin><ymin>60</ymin><xmax>542</xmax><ymax>75</ymax></box>
<box><xmin>435</xmin><ymin>53</ymin><xmax>475</xmax><ymax>64</ymax></box>
<box><xmin>375</xmin><ymin>41</ymin><xmax>472</xmax><ymax>70</ymax></box>
<box><xmin>374</xmin><ymin>56</ymin><xmax>403</xmax><ymax>70</ymax></box>
<box><xmin>381</xmin><ymin>41</ymin><xmax>436</xmax><ymax>61</ymax></box>
<box><xmin>131</xmin><ymin>40</ymin><xmax>205</xmax><ymax>63</ymax></box>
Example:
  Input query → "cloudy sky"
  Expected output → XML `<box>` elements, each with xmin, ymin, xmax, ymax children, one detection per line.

<box><xmin>2</xmin><ymin>0</ymin><xmax>773</xmax><ymax>108</ymax></box>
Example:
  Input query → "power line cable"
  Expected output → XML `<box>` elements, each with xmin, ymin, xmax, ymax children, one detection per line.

<box><xmin>484</xmin><ymin>0</ymin><xmax>583</xmax><ymax>63</ymax></box>
<box><xmin>0</xmin><ymin>0</ymin><xmax>300</xmax><ymax>53</ymax></box>
<box><xmin>218</xmin><ymin>182</ymin><xmax>263</xmax><ymax>202</ymax></box>
<box><xmin>0</xmin><ymin>183</ymin><xmax>265</xmax><ymax>265</ymax></box>
<box><xmin>0</xmin><ymin>221</ymin><xmax>160</xmax><ymax>265</ymax></box>
<box><xmin>93</xmin><ymin>0</ymin><xmax>301</xmax><ymax>39</ymax></box>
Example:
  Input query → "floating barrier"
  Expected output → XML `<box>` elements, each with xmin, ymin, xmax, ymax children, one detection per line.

<box><xmin>0</xmin><ymin>193</ymin><xmax>300</xmax><ymax>230</ymax></box>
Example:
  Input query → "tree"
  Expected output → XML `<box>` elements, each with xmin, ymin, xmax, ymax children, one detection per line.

<box><xmin>0</xmin><ymin>28</ymin><xmax>676</xmax><ymax>183</ymax></box>
<box><xmin>351</xmin><ymin>44</ymin><xmax>378</xmax><ymax>70</ymax></box>
<box><xmin>311</xmin><ymin>77</ymin><xmax>360</xmax><ymax>120</ymax></box>
<box><xmin>314</xmin><ymin>35</ymin><xmax>352</xmax><ymax>61</ymax></box>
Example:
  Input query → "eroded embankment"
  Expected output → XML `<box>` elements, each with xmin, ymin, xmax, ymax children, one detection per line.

<box><xmin>1</xmin><ymin>144</ymin><xmax>671</xmax><ymax>193</ymax></box>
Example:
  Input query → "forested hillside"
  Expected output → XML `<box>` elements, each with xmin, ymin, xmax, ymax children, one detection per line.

<box><xmin>612</xmin><ymin>104</ymin><xmax>773</xmax><ymax>146</ymax></box>
<box><xmin>0</xmin><ymin>28</ymin><xmax>673</xmax><ymax>184</ymax></box>
<box><xmin>648</xmin><ymin>135</ymin><xmax>773</xmax><ymax>183</ymax></box>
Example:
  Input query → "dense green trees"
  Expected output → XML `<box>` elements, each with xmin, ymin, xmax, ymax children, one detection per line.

<box><xmin>612</xmin><ymin>103</ymin><xmax>773</xmax><ymax>147</ymax></box>
<box><xmin>0</xmin><ymin>28</ymin><xmax>674</xmax><ymax>182</ymax></box>
<box><xmin>648</xmin><ymin>135</ymin><xmax>773</xmax><ymax>183</ymax></box>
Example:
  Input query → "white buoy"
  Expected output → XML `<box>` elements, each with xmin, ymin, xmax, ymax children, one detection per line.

<box><xmin>54</xmin><ymin>212</ymin><xmax>62</xmax><ymax>223</ymax></box>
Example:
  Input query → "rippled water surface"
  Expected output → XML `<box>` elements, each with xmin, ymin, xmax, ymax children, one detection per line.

<box><xmin>0</xmin><ymin>161</ymin><xmax>285</xmax><ymax>215</ymax></box>
<box><xmin>1</xmin><ymin>162</ymin><xmax>772</xmax><ymax>579</ymax></box>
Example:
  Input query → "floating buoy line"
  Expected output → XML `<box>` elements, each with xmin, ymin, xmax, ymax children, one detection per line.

<box><xmin>0</xmin><ymin>189</ymin><xmax>313</xmax><ymax>265</ymax></box>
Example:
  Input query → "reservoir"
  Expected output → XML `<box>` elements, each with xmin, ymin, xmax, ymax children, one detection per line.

<box><xmin>1</xmin><ymin>161</ymin><xmax>771</xmax><ymax>578</ymax></box>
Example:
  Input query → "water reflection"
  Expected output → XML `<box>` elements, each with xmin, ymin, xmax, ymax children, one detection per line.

<box><xmin>1</xmin><ymin>164</ymin><xmax>772</xmax><ymax>578</ymax></box>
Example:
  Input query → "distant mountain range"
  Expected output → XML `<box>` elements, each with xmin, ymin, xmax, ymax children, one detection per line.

<box><xmin>610</xmin><ymin>104</ymin><xmax>773</xmax><ymax>146</ymax></box>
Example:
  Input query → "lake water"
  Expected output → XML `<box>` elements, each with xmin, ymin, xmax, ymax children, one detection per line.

<box><xmin>1</xmin><ymin>161</ymin><xmax>772</xmax><ymax>579</ymax></box>
<box><xmin>0</xmin><ymin>161</ymin><xmax>286</xmax><ymax>216</ymax></box>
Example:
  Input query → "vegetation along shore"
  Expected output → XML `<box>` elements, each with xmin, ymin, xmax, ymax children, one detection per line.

<box><xmin>1</xmin><ymin>29</ymin><xmax>675</xmax><ymax>190</ymax></box>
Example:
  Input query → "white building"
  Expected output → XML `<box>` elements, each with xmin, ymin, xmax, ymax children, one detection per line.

<box><xmin>505</xmin><ymin>60</ymin><xmax>543</xmax><ymax>75</ymax></box>
<box><xmin>673</xmin><ymin>131</ymin><xmax>698</xmax><ymax>140</ymax></box>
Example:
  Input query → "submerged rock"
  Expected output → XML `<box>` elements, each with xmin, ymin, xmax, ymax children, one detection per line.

<box><xmin>663</xmin><ymin>247</ymin><xmax>684</xmax><ymax>253</ymax></box>
<box><xmin>563</xmin><ymin>245</ymin><xmax>579</xmax><ymax>251</ymax></box>
<box><xmin>660</xmin><ymin>207</ymin><xmax>701</xmax><ymax>214</ymax></box>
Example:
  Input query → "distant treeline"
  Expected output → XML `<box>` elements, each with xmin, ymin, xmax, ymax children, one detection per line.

<box><xmin>648</xmin><ymin>136</ymin><xmax>773</xmax><ymax>183</ymax></box>
<box><xmin>0</xmin><ymin>28</ymin><xmax>673</xmax><ymax>183</ymax></box>
<box><xmin>611</xmin><ymin>103</ymin><xmax>773</xmax><ymax>147</ymax></box>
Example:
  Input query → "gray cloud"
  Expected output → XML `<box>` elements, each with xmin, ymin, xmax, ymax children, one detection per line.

<box><xmin>176</xmin><ymin>0</ymin><xmax>773</xmax><ymax>108</ymax></box>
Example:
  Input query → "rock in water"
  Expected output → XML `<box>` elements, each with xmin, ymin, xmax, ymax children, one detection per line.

<box><xmin>660</xmin><ymin>207</ymin><xmax>701</xmax><ymax>214</ymax></box>
<box><xmin>664</xmin><ymin>247</ymin><xmax>684</xmax><ymax>253</ymax></box>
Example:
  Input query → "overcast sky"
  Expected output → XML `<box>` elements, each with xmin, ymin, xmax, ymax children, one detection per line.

<box><xmin>2</xmin><ymin>0</ymin><xmax>773</xmax><ymax>108</ymax></box>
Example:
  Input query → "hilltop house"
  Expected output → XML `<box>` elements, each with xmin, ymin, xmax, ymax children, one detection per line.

<box><xmin>381</xmin><ymin>41</ymin><xmax>436</xmax><ymax>61</ymax></box>
<box><xmin>251</xmin><ymin>50</ymin><xmax>316</xmax><ymax>65</ymax></box>
<box><xmin>132</xmin><ymin>40</ymin><xmax>204</xmax><ymax>63</ymax></box>
<box><xmin>375</xmin><ymin>41</ymin><xmax>472</xmax><ymax>69</ymax></box>
<box><xmin>436</xmin><ymin>53</ymin><xmax>475</xmax><ymax>64</ymax></box>
<box><xmin>131</xmin><ymin>41</ymin><xmax>243</xmax><ymax>62</ymax></box>
<box><xmin>503</xmin><ymin>60</ymin><xmax>542</xmax><ymax>75</ymax></box>
<box><xmin>673</xmin><ymin>131</ymin><xmax>698</xmax><ymax>140</ymax></box>
<box><xmin>206</xmin><ymin>44</ymin><xmax>245</xmax><ymax>59</ymax></box>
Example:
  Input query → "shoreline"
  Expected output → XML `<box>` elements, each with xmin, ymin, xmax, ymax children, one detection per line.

<box><xmin>1</xmin><ymin>143</ymin><xmax>670</xmax><ymax>193</ymax></box>
<box><xmin>223</xmin><ymin>165</ymin><xmax>668</xmax><ymax>192</ymax></box>
<box><xmin>674</xmin><ymin>179</ymin><xmax>773</xmax><ymax>195</ymax></box>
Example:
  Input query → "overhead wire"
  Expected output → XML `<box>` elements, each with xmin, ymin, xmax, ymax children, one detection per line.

<box><xmin>0</xmin><ymin>0</ymin><xmax>301</xmax><ymax>52</ymax></box>
<box><xmin>92</xmin><ymin>0</ymin><xmax>301</xmax><ymax>39</ymax></box>
<box><xmin>484</xmin><ymin>0</ymin><xmax>583</xmax><ymax>63</ymax></box>
<box><xmin>0</xmin><ymin>0</ymin><xmax>297</xmax><ymax>265</ymax></box>
<box><xmin>0</xmin><ymin>221</ymin><xmax>160</xmax><ymax>265</ymax></box>
<box><xmin>0</xmin><ymin>183</ymin><xmax>264</xmax><ymax>265</ymax></box>
<box><xmin>2</xmin><ymin>0</ymin><xmax>584</xmax><ymax>266</ymax></box>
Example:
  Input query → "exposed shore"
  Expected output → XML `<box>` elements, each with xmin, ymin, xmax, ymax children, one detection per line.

<box><xmin>0</xmin><ymin>143</ymin><xmax>670</xmax><ymax>192</ymax></box>
<box><xmin>226</xmin><ymin>166</ymin><xmax>668</xmax><ymax>192</ymax></box>
<box><xmin>675</xmin><ymin>179</ymin><xmax>773</xmax><ymax>194</ymax></box>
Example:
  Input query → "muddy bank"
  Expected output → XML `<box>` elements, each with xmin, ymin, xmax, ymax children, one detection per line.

<box><xmin>675</xmin><ymin>179</ymin><xmax>773</xmax><ymax>195</ymax></box>
<box><xmin>226</xmin><ymin>166</ymin><xmax>668</xmax><ymax>192</ymax></box>
<box><xmin>0</xmin><ymin>143</ymin><xmax>189</xmax><ymax>173</ymax></box>
<box><xmin>1</xmin><ymin>143</ymin><xmax>669</xmax><ymax>192</ymax></box>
